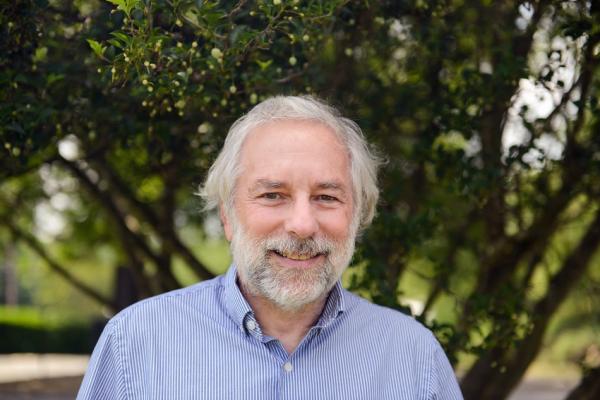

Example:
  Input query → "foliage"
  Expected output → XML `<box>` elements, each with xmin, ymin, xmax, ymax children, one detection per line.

<box><xmin>1</xmin><ymin>0</ymin><xmax>600</xmax><ymax>398</ymax></box>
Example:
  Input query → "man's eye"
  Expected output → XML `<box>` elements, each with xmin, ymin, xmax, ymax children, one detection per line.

<box><xmin>316</xmin><ymin>194</ymin><xmax>338</xmax><ymax>202</ymax></box>
<box><xmin>261</xmin><ymin>192</ymin><xmax>282</xmax><ymax>200</ymax></box>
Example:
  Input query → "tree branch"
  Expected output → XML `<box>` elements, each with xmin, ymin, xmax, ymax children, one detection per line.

<box><xmin>564</xmin><ymin>34</ymin><xmax>599</xmax><ymax>151</ymax></box>
<box><xmin>0</xmin><ymin>214</ymin><xmax>118</xmax><ymax>311</ymax></box>
<box><xmin>90</xmin><ymin>155</ymin><xmax>215</xmax><ymax>280</ymax></box>
<box><xmin>479</xmin><ymin>0</ymin><xmax>550</xmax><ymax>241</ymax></box>
<box><xmin>58</xmin><ymin>157</ymin><xmax>182</xmax><ymax>291</ymax></box>
<box><xmin>464</xmin><ymin>29</ymin><xmax>600</xmax><ymax>315</ymax></box>
<box><xmin>461</xmin><ymin>207</ymin><xmax>600</xmax><ymax>399</ymax></box>
<box><xmin>564</xmin><ymin>366</ymin><xmax>600</xmax><ymax>400</ymax></box>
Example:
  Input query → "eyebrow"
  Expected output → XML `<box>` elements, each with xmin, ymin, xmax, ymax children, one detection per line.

<box><xmin>316</xmin><ymin>181</ymin><xmax>347</xmax><ymax>194</ymax></box>
<box><xmin>249</xmin><ymin>179</ymin><xmax>348</xmax><ymax>195</ymax></box>
<box><xmin>249</xmin><ymin>179</ymin><xmax>288</xmax><ymax>193</ymax></box>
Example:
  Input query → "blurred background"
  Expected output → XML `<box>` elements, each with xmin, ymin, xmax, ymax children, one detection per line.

<box><xmin>1</xmin><ymin>0</ymin><xmax>599</xmax><ymax>399</ymax></box>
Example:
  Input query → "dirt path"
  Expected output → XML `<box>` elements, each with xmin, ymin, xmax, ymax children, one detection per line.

<box><xmin>0</xmin><ymin>376</ymin><xmax>82</xmax><ymax>400</ymax></box>
<box><xmin>509</xmin><ymin>378</ymin><xmax>577</xmax><ymax>400</ymax></box>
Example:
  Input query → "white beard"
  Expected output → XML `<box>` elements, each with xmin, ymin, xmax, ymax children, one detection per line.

<box><xmin>230</xmin><ymin>221</ymin><xmax>357</xmax><ymax>312</ymax></box>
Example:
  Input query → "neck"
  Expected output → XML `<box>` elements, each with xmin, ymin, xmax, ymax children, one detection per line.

<box><xmin>239</xmin><ymin>283</ymin><xmax>328</xmax><ymax>355</ymax></box>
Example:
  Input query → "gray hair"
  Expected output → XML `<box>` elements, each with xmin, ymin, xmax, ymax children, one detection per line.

<box><xmin>199</xmin><ymin>95</ymin><xmax>381</xmax><ymax>232</ymax></box>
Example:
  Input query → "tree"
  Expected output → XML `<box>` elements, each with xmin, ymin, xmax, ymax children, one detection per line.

<box><xmin>2</xmin><ymin>0</ymin><xmax>349</xmax><ymax>299</ymax></box>
<box><xmin>1</xmin><ymin>1</ymin><xmax>599</xmax><ymax>398</ymax></box>
<box><xmin>325</xmin><ymin>1</ymin><xmax>600</xmax><ymax>398</ymax></box>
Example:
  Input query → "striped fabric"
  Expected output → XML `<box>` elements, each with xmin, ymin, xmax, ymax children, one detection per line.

<box><xmin>77</xmin><ymin>266</ymin><xmax>463</xmax><ymax>399</ymax></box>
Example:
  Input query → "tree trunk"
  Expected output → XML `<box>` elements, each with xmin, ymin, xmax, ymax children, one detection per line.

<box><xmin>2</xmin><ymin>241</ymin><xmax>18</xmax><ymax>305</ymax></box>
<box><xmin>461</xmin><ymin>210</ymin><xmax>600</xmax><ymax>399</ymax></box>
<box><xmin>114</xmin><ymin>266</ymin><xmax>139</xmax><ymax>312</ymax></box>
<box><xmin>564</xmin><ymin>367</ymin><xmax>600</xmax><ymax>400</ymax></box>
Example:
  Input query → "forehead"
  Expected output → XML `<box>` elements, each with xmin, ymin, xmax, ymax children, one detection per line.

<box><xmin>243</xmin><ymin>119</ymin><xmax>344</xmax><ymax>152</ymax></box>
<box><xmin>238</xmin><ymin>119</ymin><xmax>351</xmax><ymax>183</ymax></box>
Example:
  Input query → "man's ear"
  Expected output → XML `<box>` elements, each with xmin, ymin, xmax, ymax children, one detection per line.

<box><xmin>220</xmin><ymin>205</ymin><xmax>233</xmax><ymax>241</ymax></box>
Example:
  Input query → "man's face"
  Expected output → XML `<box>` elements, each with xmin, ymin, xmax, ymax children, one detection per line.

<box><xmin>222</xmin><ymin>119</ymin><xmax>357</xmax><ymax>311</ymax></box>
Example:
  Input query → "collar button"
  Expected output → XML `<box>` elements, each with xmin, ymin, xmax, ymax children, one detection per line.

<box><xmin>245</xmin><ymin>319</ymin><xmax>256</xmax><ymax>331</ymax></box>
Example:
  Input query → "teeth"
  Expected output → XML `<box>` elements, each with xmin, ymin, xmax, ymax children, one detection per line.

<box><xmin>281</xmin><ymin>251</ymin><xmax>312</xmax><ymax>260</ymax></box>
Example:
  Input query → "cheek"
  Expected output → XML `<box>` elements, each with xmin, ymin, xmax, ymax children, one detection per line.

<box><xmin>318</xmin><ymin>210</ymin><xmax>353</xmax><ymax>239</ymax></box>
<box><xmin>240</xmin><ymin>205</ymin><xmax>283</xmax><ymax>234</ymax></box>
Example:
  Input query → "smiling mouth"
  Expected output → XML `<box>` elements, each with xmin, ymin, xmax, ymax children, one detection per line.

<box><xmin>271</xmin><ymin>250</ymin><xmax>323</xmax><ymax>261</ymax></box>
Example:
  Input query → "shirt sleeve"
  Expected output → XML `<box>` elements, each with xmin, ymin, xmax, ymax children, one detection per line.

<box><xmin>77</xmin><ymin>320</ymin><xmax>127</xmax><ymax>400</ymax></box>
<box><xmin>430</xmin><ymin>338</ymin><xmax>464</xmax><ymax>400</ymax></box>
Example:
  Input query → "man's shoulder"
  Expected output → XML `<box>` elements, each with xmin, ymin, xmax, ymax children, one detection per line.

<box><xmin>342</xmin><ymin>290</ymin><xmax>436</xmax><ymax>341</ymax></box>
<box><xmin>340</xmin><ymin>291</ymin><xmax>463</xmax><ymax>400</ymax></box>
<box><xmin>107</xmin><ymin>274</ymin><xmax>226</xmax><ymax>328</ymax></box>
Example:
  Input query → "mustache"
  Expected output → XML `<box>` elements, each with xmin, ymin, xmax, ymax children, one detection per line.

<box><xmin>263</xmin><ymin>237</ymin><xmax>333</xmax><ymax>258</ymax></box>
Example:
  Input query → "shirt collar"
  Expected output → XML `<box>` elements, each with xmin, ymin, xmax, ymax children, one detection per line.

<box><xmin>315</xmin><ymin>280</ymin><xmax>346</xmax><ymax>328</ymax></box>
<box><xmin>222</xmin><ymin>264</ymin><xmax>346</xmax><ymax>331</ymax></box>
<box><xmin>223</xmin><ymin>265</ymin><xmax>254</xmax><ymax>330</ymax></box>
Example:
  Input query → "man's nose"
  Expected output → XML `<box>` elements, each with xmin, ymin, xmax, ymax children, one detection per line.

<box><xmin>284</xmin><ymin>198</ymin><xmax>318</xmax><ymax>239</ymax></box>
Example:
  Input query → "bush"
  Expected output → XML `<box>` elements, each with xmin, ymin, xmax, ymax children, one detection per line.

<box><xmin>0</xmin><ymin>306</ymin><xmax>102</xmax><ymax>354</ymax></box>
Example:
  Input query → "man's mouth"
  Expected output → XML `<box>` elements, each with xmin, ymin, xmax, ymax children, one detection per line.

<box><xmin>272</xmin><ymin>250</ymin><xmax>319</xmax><ymax>260</ymax></box>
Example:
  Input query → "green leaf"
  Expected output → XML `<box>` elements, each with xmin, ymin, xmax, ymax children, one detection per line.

<box><xmin>87</xmin><ymin>39</ymin><xmax>106</xmax><ymax>58</ymax></box>
<box><xmin>256</xmin><ymin>59</ymin><xmax>273</xmax><ymax>71</ymax></box>
<box><xmin>33</xmin><ymin>47</ymin><xmax>48</xmax><ymax>63</ymax></box>
<box><xmin>46</xmin><ymin>73</ymin><xmax>64</xmax><ymax>85</ymax></box>
<box><xmin>107</xmin><ymin>39</ymin><xmax>123</xmax><ymax>49</ymax></box>
<box><xmin>110</xmin><ymin>31</ymin><xmax>130</xmax><ymax>44</ymax></box>
<box><xmin>106</xmin><ymin>0</ymin><xmax>126</xmax><ymax>14</ymax></box>
<box><xmin>109</xmin><ymin>31</ymin><xmax>131</xmax><ymax>50</ymax></box>
<box><xmin>106</xmin><ymin>0</ymin><xmax>141</xmax><ymax>17</ymax></box>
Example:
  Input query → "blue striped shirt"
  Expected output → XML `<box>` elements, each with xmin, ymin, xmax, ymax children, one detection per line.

<box><xmin>77</xmin><ymin>266</ymin><xmax>463</xmax><ymax>399</ymax></box>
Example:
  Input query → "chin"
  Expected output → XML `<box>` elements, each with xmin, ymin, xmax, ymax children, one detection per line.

<box><xmin>263</xmin><ymin>277</ymin><xmax>333</xmax><ymax>311</ymax></box>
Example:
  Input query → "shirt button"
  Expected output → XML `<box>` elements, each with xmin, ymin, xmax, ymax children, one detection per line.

<box><xmin>246</xmin><ymin>320</ymin><xmax>256</xmax><ymax>331</ymax></box>
<box><xmin>283</xmin><ymin>362</ymin><xmax>293</xmax><ymax>373</ymax></box>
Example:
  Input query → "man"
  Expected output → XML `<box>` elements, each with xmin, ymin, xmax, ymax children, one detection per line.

<box><xmin>77</xmin><ymin>95</ymin><xmax>463</xmax><ymax>399</ymax></box>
